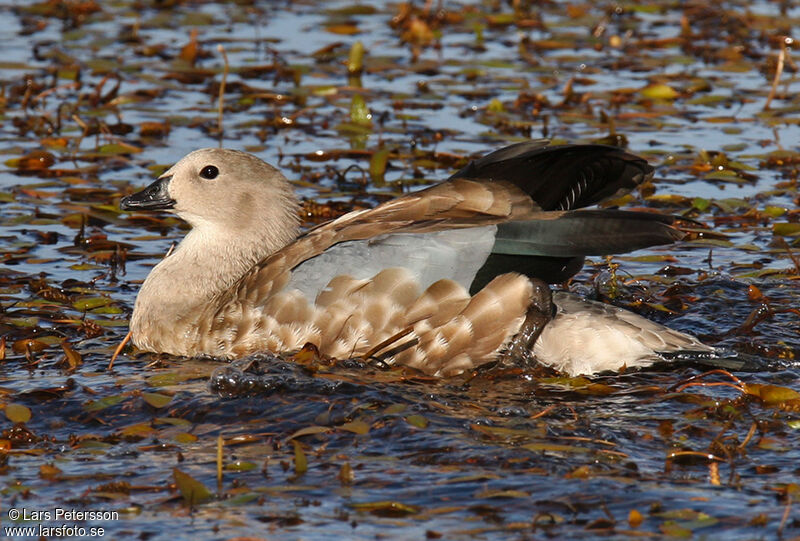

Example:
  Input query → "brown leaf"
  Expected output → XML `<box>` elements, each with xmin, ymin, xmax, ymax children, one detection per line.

<box><xmin>402</xmin><ymin>17</ymin><xmax>434</xmax><ymax>45</ymax></box>
<box><xmin>179</xmin><ymin>29</ymin><xmax>200</xmax><ymax>66</ymax></box>
<box><xmin>140</xmin><ymin>122</ymin><xmax>171</xmax><ymax>138</ymax></box>
<box><xmin>339</xmin><ymin>462</ymin><xmax>354</xmax><ymax>485</ymax></box>
<box><xmin>6</xmin><ymin>150</ymin><xmax>55</xmax><ymax>171</ymax></box>
<box><xmin>12</xmin><ymin>339</ymin><xmax>48</xmax><ymax>354</ymax></box>
<box><xmin>61</xmin><ymin>341</ymin><xmax>82</xmax><ymax>370</ymax></box>
<box><xmin>39</xmin><ymin>463</ymin><xmax>63</xmax><ymax>478</ymax></box>
<box><xmin>629</xmin><ymin>509</ymin><xmax>644</xmax><ymax>528</ymax></box>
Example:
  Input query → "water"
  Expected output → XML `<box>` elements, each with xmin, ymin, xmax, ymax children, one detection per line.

<box><xmin>0</xmin><ymin>1</ymin><xmax>798</xmax><ymax>539</ymax></box>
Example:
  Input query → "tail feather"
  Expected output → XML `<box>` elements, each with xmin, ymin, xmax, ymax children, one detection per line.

<box><xmin>493</xmin><ymin>209</ymin><xmax>682</xmax><ymax>257</ymax></box>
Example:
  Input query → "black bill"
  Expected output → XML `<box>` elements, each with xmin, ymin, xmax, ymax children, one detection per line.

<box><xmin>120</xmin><ymin>175</ymin><xmax>175</xmax><ymax>211</ymax></box>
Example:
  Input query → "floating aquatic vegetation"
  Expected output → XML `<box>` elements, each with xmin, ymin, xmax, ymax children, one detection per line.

<box><xmin>0</xmin><ymin>0</ymin><xmax>798</xmax><ymax>539</ymax></box>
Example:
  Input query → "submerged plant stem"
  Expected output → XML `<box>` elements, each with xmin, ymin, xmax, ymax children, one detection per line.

<box><xmin>764</xmin><ymin>44</ymin><xmax>786</xmax><ymax>111</ymax></box>
<box><xmin>217</xmin><ymin>44</ymin><xmax>229</xmax><ymax>141</ymax></box>
<box><xmin>108</xmin><ymin>330</ymin><xmax>132</xmax><ymax>370</ymax></box>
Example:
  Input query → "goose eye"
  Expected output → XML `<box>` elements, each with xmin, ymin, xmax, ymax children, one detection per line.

<box><xmin>200</xmin><ymin>165</ymin><xmax>219</xmax><ymax>180</ymax></box>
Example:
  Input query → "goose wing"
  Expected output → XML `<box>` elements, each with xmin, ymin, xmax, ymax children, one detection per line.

<box><xmin>209</xmin><ymin>176</ymin><xmax>546</xmax><ymax>311</ymax></box>
<box><xmin>448</xmin><ymin>139</ymin><xmax>653</xmax><ymax>210</ymax></box>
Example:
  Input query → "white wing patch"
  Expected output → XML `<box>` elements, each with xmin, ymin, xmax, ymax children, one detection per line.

<box><xmin>287</xmin><ymin>226</ymin><xmax>498</xmax><ymax>300</ymax></box>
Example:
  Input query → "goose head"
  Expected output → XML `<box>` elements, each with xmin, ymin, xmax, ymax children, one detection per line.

<box><xmin>121</xmin><ymin>148</ymin><xmax>300</xmax><ymax>253</ymax></box>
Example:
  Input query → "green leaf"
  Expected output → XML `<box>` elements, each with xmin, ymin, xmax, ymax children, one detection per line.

<box><xmin>350</xmin><ymin>94</ymin><xmax>372</xmax><ymax>127</ymax></box>
<box><xmin>347</xmin><ymin>40</ymin><xmax>365</xmax><ymax>73</ymax></box>
<box><xmin>487</xmin><ymin>98</ymin><xmax>505</xmax><ymax>113</ymax></box>
<box><xmin>173</xmin><ymin>468</ymin><xmax>213</xmax><ymax>505</ymax></box>
<box><xmin>119</xmin><ymin>423</ymin><xmax>156</xmax><ymax>437</ymax></box>
<box><xmin>72</xmin><ymin>296</ymin><xmax>114</xmax><ymax>311</ymax></box>
<box><xmin>470</xmin><ymin>423</ymin><xmax>544</xmax><ymax>441</ymax></box>
<box><xmin>89</xmin><ymin>305</ymin><xmax>123</xmax><ymax>315</ymax></box>
<box><xmin>5</xmin><ymin>403</ymin><xmax>32</xmax><ymax>423</ymax></box>
<box><xmin>773</xmin><ymin>223</ymin><xmax>800</xmax><ymax>237</ymax></box>
<box><xmin>763</xmin><ymin>206</ymin><xmax>787</xmax><ymax>218</ymax></box>
<box><xmin>704</xmin><ymin>170</ymin><xmax>744</xmax><ymax>182</ymax></box>
<box><xmin>369</xmin><ymin>148</ymin><xmax>390</xmax><ymax>184</ymax></box>
<box><xmin>293</xmin><ymin>441</ymin><xmax>308</xmax><ymax>475</ymax></box>
<box><xmin>223</xmin><ymin>493</ymin><xmax>261</xmax><ymax>506</ymax></box>
<box><xmin>744</xmin><ymin>383</ymin><xmax>800</xmax><ymax>405</ymax></box>
<box><xmin>351</xmin><ymin>501</ymin><xmax>420</xmax><ymax>516</ymax></box>
<box><xmin>640</xmin><ymin>83</ymin><xmax>679</xmax><ymax>100</ymax></box>
<box><xmin>84</xmin><ymin>395</ymin><xmax>126</xmax><ymax>412</ymax></box>
<box><xmin>77</xmin><ymin>440</ymin><xmax>113</xmax><ymax>450</ymax></box>
<box><xmin>146</xmin><ymin>373</ymin><xmax>196</xmax><ymax>387</ymax></box>
<box><xmin>96</xmin><ymin>142</ymin><xmax>142</xmax><ymax>155</ymax></box>
<box><xmin>522</xmin><ymin>442</ymin><xmax>591</xmax><ymax>454</ymax></box>
<box><xmin>155</xmin><ymin>417</ymin><xmax>193</xmax><ymax>427</ymax></box>
<box><xmin>224</xmin><ymin>461</ymin><xmax>257</xmax><ymax>471</ymax></box>
<box><xmin>713</xmin><ymin>198</ymin><xmax>749</xmax><ymax>213</ymax></box>
<box><xmin>383</xmin><ymin>404</ymin><xmax>406</xmax><ymax>414</ymax></box>
<box><xmin>474</xmin><ymin>489</ymin><xmax>530</xmax><ymax>499</ymax></box>
<box><xmin>405</xmin><ymin>414</ymin><xmax>429</xmax><ymax>429</ymax></box>
<box><xmin>339</xmin><ymin>420</ymin><xmax>370</xmax><ymax>435</ymax></box>
<box><xmin>692</xmin><ymin>197</ymin><xmax>711</xmax><ymax>212</ymax></box>
<box><xmin>69</xmin><ymin>263</ymin><xmax>103</xmax><ymax>271</ymax></box>
<box><xmin>142</xmin><ymin>392</ymin><xmax>173</xmax><ymax>409</ymax></box>
<box><xmin>174</xmin><ymin>433</ymin><xmax>198</xmax><ymax>444</ymax></box>
<box><xmin>287</xmin><ymin>426</ymin><xmax>331</xmax><ymax>440</ymax></box>
<box><xmin>660</xmin><ymin>521</ymin><xmax>693</xmax><ymax>537</ymax></box>
<box><xmin>440</xmin><ymin>473</ymin><xmax>502</xmax><ymax>484</ymax></box>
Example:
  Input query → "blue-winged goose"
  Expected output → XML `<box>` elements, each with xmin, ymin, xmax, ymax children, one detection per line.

<box><xmin>120</xmin><ymin>140</ymin><xmax>714</xmax><ymax>376</ymax></box>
